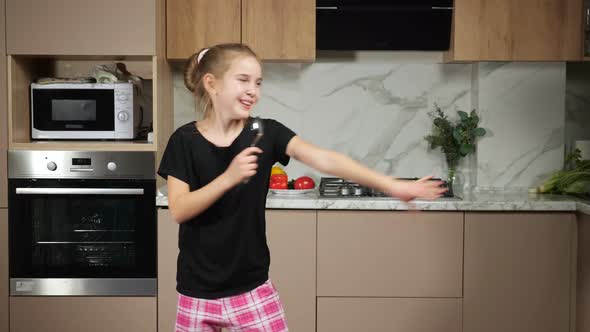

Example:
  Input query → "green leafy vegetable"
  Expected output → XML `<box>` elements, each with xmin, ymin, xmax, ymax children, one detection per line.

<box><xmin>536</xmin><ymin>148</ymin><xmax>590</xmax><ymax>195</ymax></box>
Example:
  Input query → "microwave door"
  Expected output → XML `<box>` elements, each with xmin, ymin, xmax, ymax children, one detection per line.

<box><xmin>31</xmin><ymin>88</ymin><xmax>115</xmax><ymax>137</ymax></box>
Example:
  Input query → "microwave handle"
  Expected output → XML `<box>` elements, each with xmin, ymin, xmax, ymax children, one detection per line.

<box><xmin>15</xmin><ymin>188</ymin><xmax>145</xmax><ymax>195</ymax></box>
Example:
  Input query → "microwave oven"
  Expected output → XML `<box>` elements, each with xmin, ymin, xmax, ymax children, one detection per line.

<box><xmin>30</xmin><ymin>82</ymin><xmax>140</xmax><ymax>140</ymax></box>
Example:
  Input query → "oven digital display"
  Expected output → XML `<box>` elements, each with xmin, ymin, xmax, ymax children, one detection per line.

<box><xmin>52</xmin><ymin>99</ymin><xmax>97</xmax><ymax>121</ymax></box>
<box><xmin>72</xmin><ymin>158</ymin><xmax>91</xmax><ymax>166</ymax></box>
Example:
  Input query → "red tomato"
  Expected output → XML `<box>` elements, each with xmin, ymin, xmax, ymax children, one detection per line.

<box><xmin>294</xmin><ymin>176</ymin><xmax>315</xmax><ymax>190</ymax></box>
<box><xmin>270</xmin><ymin>181</ymin><xmax>287</xmax><ymax>189</ymax></box>
<box><xmin>269</xmin><ymin>174</ymin><xmax>288</xmax><ymax>189</ymax></box>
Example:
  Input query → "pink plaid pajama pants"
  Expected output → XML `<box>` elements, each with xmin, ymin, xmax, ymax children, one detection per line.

<box><xmin>175</xmin><ymin>280</ymin><xmax>289</xmax><ymax>332</ymax></box>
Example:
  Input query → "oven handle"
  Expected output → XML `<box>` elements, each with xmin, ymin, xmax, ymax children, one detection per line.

<box><xmin>15</xmin><ymin>188</ymin><xmax>145</xmax><ymax>195</ymax></box>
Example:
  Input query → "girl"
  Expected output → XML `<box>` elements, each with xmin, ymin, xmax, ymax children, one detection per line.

<box><xmin>158</xmin><ymin>43</ymin><xmax>446</xmax><ymax>332</ymax></box>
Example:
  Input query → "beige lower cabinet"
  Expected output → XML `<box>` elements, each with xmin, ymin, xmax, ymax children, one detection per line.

<box><xmin>317</xmin><ymin>211</ymin><xmax>463</xmax><ymax>332</ymax></box>
<box><xmin>464</xmin><ymin>212</ymin><xmax>576</xmax><ymax>332</ymax></box>
<box><xmin>157</xmin><ymin>209</ymin><xmax>180</xmax><ymax>332</ymax></box>
<box><xmin>317</xmin><ymin>297</ymin><xmax>462</xmax><ymax>332</ymax></box>
<box><xmin>578</xmin><ymin>212</ymin><xmax>590</xmax><ymax>332</ymax></box>
<box><xmin>10</xmin><ymin>297</ymin><xmax>156</xmax><ymax>332</ymax></box>
<box><xmin>1</xmin><ymin>209</ymin><xmax>7</xmax><ymax>332</ymax></box>
<box><xmin>266</xmin><ymin>210</ymin><xmax>316</xmax><ymax>332</ymax></box>
<box><xmin>157</xmin><ymin>209</ymin><xmax>317</xmax><ymax>332</ymax></box>
<box><xmin>317</xmin><ymin>211</ymin><xmax>463</xmax><ymax>297</ymax></box>
<box><xmin>0</xmin><ymin>0</ymin><xmax>7</xmax><ymax>208</ymax></box>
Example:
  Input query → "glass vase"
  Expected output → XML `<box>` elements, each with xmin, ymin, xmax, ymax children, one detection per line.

<box><xmin>444</xmin><ymin>154</ymin><xmax>464</xmax><ymax>198</ymax></box>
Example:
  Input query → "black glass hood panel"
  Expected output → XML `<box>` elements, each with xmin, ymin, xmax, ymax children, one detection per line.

<box><xmin>316</xmin><ymin>0</ymin><xmax>454</xmax><ymax>51</ymax></box>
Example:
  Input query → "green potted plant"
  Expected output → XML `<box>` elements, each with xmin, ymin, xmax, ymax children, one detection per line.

<box><xmin>424</xmin><ymin>104</ymin><xmax>486</xmax><ymax>196</ymax></box>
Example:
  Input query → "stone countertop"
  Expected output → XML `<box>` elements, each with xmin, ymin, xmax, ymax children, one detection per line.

<box><xmin>156</xmin><ymin>189</ymin><xmax>590</xmax><ymax>213</ymax></box>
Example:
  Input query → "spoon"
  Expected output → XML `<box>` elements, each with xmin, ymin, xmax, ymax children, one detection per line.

<box><xmin>249</xmin><ymin>117</ymin><xmax>264</xmax><ymax>147</ymax></box>
<box><xmin>243</xmin><ymin>117</ymin><xmax>264</xmax><ymax>184</ymax></box>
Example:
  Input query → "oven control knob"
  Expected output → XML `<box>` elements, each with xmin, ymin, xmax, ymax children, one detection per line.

<box><xmin>117</xmin><ymin>111</ymin><xmax>129</xmax><ymax>122</ymax></box>
<box><xmin>107</xmin><ymin>162</ymin><xmax>117</xmax><ymax>172</ymax></box>
<box><xmin>46</xmin><ymin>161</ymin><xmax>57</xmax><ymax>171</ymax></box>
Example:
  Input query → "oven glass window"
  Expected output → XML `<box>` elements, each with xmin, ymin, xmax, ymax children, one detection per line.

<box><xmin>31</xmin><ymin>197</ymin><xmax>136</xmax><ymax>274</ymax></box>
<box><xmin>9</xmin><ymin>180</ymin><xmax>156</xmax><ymax>278</ymax></box>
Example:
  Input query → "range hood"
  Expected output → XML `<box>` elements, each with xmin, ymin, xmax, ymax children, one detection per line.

<box><xmin>316</xmin><ymin>0</ymin><xmax>454</xmax><ymax>51</ymax></box>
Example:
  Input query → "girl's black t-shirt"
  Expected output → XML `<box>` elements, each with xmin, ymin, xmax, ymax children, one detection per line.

<box><xmin>157</xmin><ymin>117</ymin><xmax>296</xmax><ymax>299</ymax></box>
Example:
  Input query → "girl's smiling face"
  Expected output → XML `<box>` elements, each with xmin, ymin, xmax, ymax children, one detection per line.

<box><xmin>212</xmin><ymin>56</ymin><xmax>263</xmax><ymax>120</ymax></box>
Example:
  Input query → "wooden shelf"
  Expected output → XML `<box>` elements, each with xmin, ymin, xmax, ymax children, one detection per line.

<box><xmin>584</xmin><ymin>57</ymin><xmax>590</xmax><ymax>61</ymax></box>
<box><xmin>7</xmin><ymin>55</ymin><xmax>161</xmax><ymax>152</ymax></box>
<box><xmin>9</xmin><ymin>141</ymin><xmax>156</xmax><ymax>151</ymax></box>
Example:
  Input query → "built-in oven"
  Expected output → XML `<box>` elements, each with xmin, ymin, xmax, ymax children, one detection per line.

<box><xmin>8</xmin><ymin>150</ymin><xmax>156</xmax><ymax>296</ymax></box>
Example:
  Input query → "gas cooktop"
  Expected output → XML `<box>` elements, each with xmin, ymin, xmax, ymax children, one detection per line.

<box><xmin>318</xmin><ymin>177</ymin><xmax>455</xmax><ymax>199</ymax></box>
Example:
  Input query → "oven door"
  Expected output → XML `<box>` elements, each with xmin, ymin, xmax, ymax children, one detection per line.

<box><xmin>8</xmin><ymin>179</ymin><xmax>156</xmax><ymax>296</ymax></box>
<box><xmin>31</xmin><ymin>88</ymin><xmax>115</xmax><ymax>133</ymax></box>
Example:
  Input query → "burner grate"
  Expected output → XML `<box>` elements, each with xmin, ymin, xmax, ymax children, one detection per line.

<box><xmin>318</xmin><ymin>177</ymin><xmax>453</xmax><ymax>198</ymax></box>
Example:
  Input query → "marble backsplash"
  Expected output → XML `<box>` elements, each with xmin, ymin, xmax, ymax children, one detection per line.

<box><xmin>172</xmin><ymin>55</ymin><xmax>568</xmax><ymax>190</ymax></box>
<box><xmin>476</xmin><ymin>62</ymin><xmax>565</xmax><ymax>188</ymax></box>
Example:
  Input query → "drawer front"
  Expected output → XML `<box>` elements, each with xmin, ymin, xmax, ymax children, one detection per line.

<box><xmin>10</xmin><ymin>297</ymin><xmax>156</xmax><ymax>332</ymax></box>
<box><xmin>317</xmin><ymin>297</ymin><xmax>462</xmax><ymax>332</ymax></box>
<box><xmin>318</xmin><ymin>211</ymin><xmax>463</xmax><ymax>297</ymax></box>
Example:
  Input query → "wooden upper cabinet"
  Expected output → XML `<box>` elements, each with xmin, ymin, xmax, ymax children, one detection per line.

<box><xmin>242</xmin><ymin>0</ymin><xmax>315</xmax><ymax>61</ymax></box>
<box><xmin>166</xmin><ymin>0</ymin><xmax>315</xmax><ymax>61</ymax></box>
<box><xmin>6</xmin><ymin>0</ymin><xmax>156</xmax><ymax>55</ymax></box>
<box><xmin>447</xmin><ymin>0</ymin><xmax>583</xmax><ymax>61</ymax></box>
<box><xmin>166</xmin><ymin>0</ymin><xmax>241</xmax><ymax>60</ymax></box>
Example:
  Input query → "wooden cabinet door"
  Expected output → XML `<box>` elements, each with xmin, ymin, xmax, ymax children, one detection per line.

<box><xmin>0</xmin><ymin>210</ymin><xmax>7</xmax><ymax>332</ymax></box>
<box><xmin>317</xmin><ymin>211</ymin><xmax>463</xmax><ymax>297</ymax></box>
<box><xmin>578</xmin><ymin>212</ymin><xmax>590</xmax><ymax>332</ymax></box>
<box><xmin>6</xmin><ymin>0</ymin><xmax>156</xmax><ymax>55</ymax></box>
<box><xmin>464</xmin><ymin>212</ymin><xmax>575</xmax><ymax>332</ymax></box>
<box><xmin>167</xmin><ymin>0</ymin><xmax>241</xmax><ymax>60</ymax></box>
<box><xmin>10</xmin><ymin>297</ymin><xmax>156</xmax><ymax>332</ymax></box>
<box><xmin>242</xmin><ymin>0</ymin><xmax>315</xmax><ymax>61</ymax></box>
<box><xmin>266</xmin><ymin>210</ymin><xmax>316</xmax><ymax>332</ymax></box>
<box><xmin>157</xmin><ymin>209</ymin><xmax>179</xmax><ymax>332</ymax></box>
<box><xmin>317</xmin><ymin>298</ymin><xmax>462</xmax><ymax>332</ymax></box>
<box><xmin>449</xmin><ymin>0</ymin><xmax>582</xmax><ymax>61</ymax></box>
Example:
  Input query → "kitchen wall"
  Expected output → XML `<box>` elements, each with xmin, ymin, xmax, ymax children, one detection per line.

<box><xmin>172</xmin><ymin>53</ymin><xmax>567</xmax><ymax>190</ymax></box>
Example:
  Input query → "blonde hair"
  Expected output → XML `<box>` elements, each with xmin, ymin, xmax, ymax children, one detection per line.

<box><xmin>184</xmin><ymin>43</ymin><xmax>259</xmax><ymax>118</ymax></box>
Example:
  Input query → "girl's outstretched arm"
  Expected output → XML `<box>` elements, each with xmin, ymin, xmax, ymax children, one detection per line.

<box><xmin>285</xmin><ymin>136</ymin><xmax>446</xmax><ymax>201</ymax></box>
